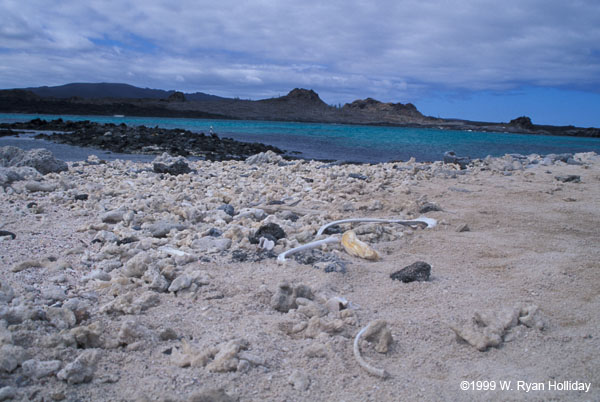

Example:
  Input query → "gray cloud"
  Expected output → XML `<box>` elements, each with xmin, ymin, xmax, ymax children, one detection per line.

<box><xmin>1</xmin><ymin>0</ymin><xmax>599</xmax><ymax>104</ymax></box>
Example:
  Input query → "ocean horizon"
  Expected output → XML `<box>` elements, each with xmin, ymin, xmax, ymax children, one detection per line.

<box><xmin>2</xmin><ymin>113</ymin><xmax>600</xmax><ymax>163</ymax></box>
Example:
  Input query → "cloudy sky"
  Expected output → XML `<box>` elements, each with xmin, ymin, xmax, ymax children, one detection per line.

<box><xmin>1</xmin><ymin>0</ymin><xmax>600</xmax><ymax>126</ymax></box>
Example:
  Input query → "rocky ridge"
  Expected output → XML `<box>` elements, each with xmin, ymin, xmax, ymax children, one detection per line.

<box><xmin>2</xmin><ymin>86</ymin><xmax>598</xmax><ymax>137</ymax></box>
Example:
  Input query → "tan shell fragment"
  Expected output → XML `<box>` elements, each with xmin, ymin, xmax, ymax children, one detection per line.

<box><xmin>341</xmin><ymin>230</ymin><xmax>380</xmax><ymax>261</ymax></box>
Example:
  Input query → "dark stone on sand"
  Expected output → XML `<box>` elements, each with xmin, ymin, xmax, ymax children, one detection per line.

<box><xmin>555</xmin><ymin>175</ymin><xmax>581</xmax><ymax>183</ymax></box>
<box><xmin>230</xmin><ymin>249</ymin><xmax>276</xmax><ymax>263</ymax></box>
<box><xmin>323</xmin><ymin>224</ymin><xmax>343</xmax><ymax>235</ymax></box>
<box><xmin>0</xmin><ymin>230</ymin><xmax>16</xmax><ymax>239</ymax></box>
<box><xmin>249</xmin><ymin>223</ymin><xmax>286</xmax><ymax>244</ymax></box>
<box><xmin>348</xmin><ymin>173</ymin><xmax>368</xmax><ymax>181</ymax></box>
<box><xmin>443</xmin><ymin>151</ymin><xmax>471</xmax><ymax>170</ymax></box>
<box><xmin>285</xmin><ymin>213</ymin><xmax>299</xmax><ymax>222</ymax></box>
<box><xmin>117</xmin><ymin>236</ymin><xmax>139</xmax><ymax>246</ymax></box>
<box><xmin>419</xmin><ymin>202</ymin><xmax>442</xmax><ymax>213</ymax></box>
<box><xmin>217</xmin><ymin>204</ymin><xmax>235</xmax><ymax>216</ymax></box>
<box><xmin>74</xmin><ymin>194</ymin><xmax>88</xmax><ymax>201</ymax></box>
<box><xmin>231</xmin><ymin>250</ymin><xmax>248</xmax><ymax>262</ymax></box>
<box><xmin>207</xmin><ymin>228</ymin><xmax>222</xmax><ymax>237</ymax></box>
<box><xmin>293</xmin><ymin>250</ymin><xmax>348</xmax><ymax>274</ymax></box>
<box><xmin>390</xmin><ymin>261</ymin><xmax>431</xmax><ymax>283</ymax></box>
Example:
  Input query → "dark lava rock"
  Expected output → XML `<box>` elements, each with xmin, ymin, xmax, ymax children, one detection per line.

<box><xmin>293</xmin><ymin>250</ymin><xmax>348</xmax><ymax>274</ymax></box>
<box><xmin>323</xmin><ymin>224</ymin><xmax>343</xmax><ymax>235</ymax></box>
<box><xmin>0</xmin><ymin>230</ymin><xmax>16</xmax><ymax>239</ymax></box>
<box><xmin>555</xmin><ymin>175</ymin><xmax>581</xmax><ymax>183</ymax></box>
<box><xmin>390</xmin><ymin>261</ymin><xmax>431</xmax><ymax>283</ymax></box>
<box><xmin>0</xmin><ymin>128</ymin><xmax>18</xmax><ymax>137</ymax></box>
<box><xmin>231</xmin><ymin>250</ymin><xmax>248</xmax><ymax>262</ymax></box>
<box><xmin>19</xmin><ymin>119</ymin><xmax>285</xmax><ymax>161</ymax></box>
<box><xmin>419</xmin><ymin>202</ymin><xmax>442</xmax><ymax>213</ymax></box>
<box><xmin>509</xmin><ymin>116</ymin><xmax>534</xmax><ymax>130</ymax></box>
<box><xmin>74</xmin><ymin>194</ymin><xmax>88</xmax><ymax>201</ymax></box>
<box><xmin>443</xmin><ymin>151</ymin><xmax>471</xmax><ymax>170</ymax></box>
<box><xmin>152</xmin><ymin>153</ymin><xmax>192</xmax><ymax>175</ymax></box>
<box><xmin>117</xmin><ymin>236</ymin><xmax>138</xmax><ymax>246</ymax></box>
<box><xmin>249</xmin><ymin>223</ymin><xmax>286</xmax><ymax>244</ymax></box>
<box><xmin>348</xmin><ymin>173</ymin><xmax>368</xmax><ymax>181</ymax></box>
<box><xmin>285</xmin><ymin>213</ymin><xmax>299</xmax><ymax>222</ymax></box>
<box><xmin>217</xmin><ymin>204</ymin><xmax>235</xmax><ymax>216</ymax></box>
<box><xmin>207</xmin><ymin>228</ymin><xmax>222</xmax><ymax>237</ymax></box>
<box><xmin>230</xmin><ymin>249</ymin><xmax>276</xmax><ymax>263</ymax></box>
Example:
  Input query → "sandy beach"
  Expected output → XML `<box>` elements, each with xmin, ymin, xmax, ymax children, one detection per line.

<box><xmin>1</xmin><ymin>148</ymin><xmax>599</xmax><ymax>401</ymax></box>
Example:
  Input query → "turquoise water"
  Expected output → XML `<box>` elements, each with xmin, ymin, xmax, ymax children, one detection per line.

<box><xmin>2</xmin><ymin>113</ymin><xmax>600</xmax><ymax>162</ymax></box>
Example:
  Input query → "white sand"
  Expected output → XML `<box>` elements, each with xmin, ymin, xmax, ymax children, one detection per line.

<box><xmin>1</xmin><ymin>152</ymin><xmax>599</xmax><ymax>401</ymax></box>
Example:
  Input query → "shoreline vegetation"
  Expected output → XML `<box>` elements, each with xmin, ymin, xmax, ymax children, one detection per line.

<box><xmin>1</xmin><ymin>84</ymin><xmax>598</xmax><ymax>138</ymax></box>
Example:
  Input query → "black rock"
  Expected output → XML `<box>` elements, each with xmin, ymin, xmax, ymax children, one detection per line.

<box><xmin>249</xmin><ymin>223</ymin><xmax>286</xmax><ymax>244</ymax></box>
<box><xmin>207</xmin><ymin>228</ymin><xmax>222</xmax><ymax>237</ymax></box>
<box><xmin>285</xmin><ymin>213</ymin><xmax>299</xmax><ymax>222</ymax></box>
<box><xmin>509</xmin><ymin>116</ymin><xmax>534</xmax><ymax>129</ymax></box>
<box><xmin>293</xmin><ymin>250</ymin><xmax>348</xmax><ymax>274</ymax></box>
<box><xmin>117</xmin><ymin>236</ymin><xmax>138</xmax><ymax>245</ymax></box>
<box><xmin>0</xmin><ymin>230</ymin><xmax>16</xmax><ymax>239</ymax></box>
<box><xmin>443</xmin><ymin>151</ymin><xmax>471</xmax><ymax>170</ymax></box>
<box><xmin>18</xmin><ymin>119</ymin><xmax>285</xmax><ymax>162</ymax></box>
<box><xmin>230</xmin><ymin>249</ymin><xmax>277</xmax><ymax>263</ymax></box>
<box><xmin>217</xmin><ymin>204</ymin><xmax>235</xmax><ymax>216</ymax></box>
<box><xmin>74</xmin><ymin>194</ymin><xmax>88</xmax><ymax>201</ymax></box>
<box><xmin>555</xmin><ymin>175</ymin><xmax>581</xmax><ymax>183</ymax></box>
<box><xmin>323</xmin><ymin>224</ymin><xmax>343</xmax><ymax>235</ymax></box>
<box><xmin>419</xmin><ymin>202</ymin><xmax>442</xmax><ymax>213</ymax></box>
<box><xmin>390</xmin><ymin>261</ymin><xmax>431</xmax><ymax>283</ymax></box>
<box><xmin>231</xmin><ymin>250</ymin><xmax>248</xmax><ymax>262</ymax></box>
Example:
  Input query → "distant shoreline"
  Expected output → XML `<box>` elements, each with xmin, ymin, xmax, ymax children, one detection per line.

<box><xmin>2</xmin><ymin>116</ymin><xmax>600</xmax><ymax>165</ymax></box>
<box><xmin>1</xmin><ymin>86</ymin><xmax>598</xmax><ymax>138</ymax></box>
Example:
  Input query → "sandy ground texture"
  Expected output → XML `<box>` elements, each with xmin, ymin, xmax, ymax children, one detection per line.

<box><xmin>1</xmin><ymin>150</ymin><xmax>599</xmax><ymax>401</ymax></box>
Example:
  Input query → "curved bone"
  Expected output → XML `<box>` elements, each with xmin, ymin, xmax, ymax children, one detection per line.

<box><xmin>317</xmin><ymin>216</ymin><xmax>437</xmax><ymax>236</ymax></box>
<box><xmin>353</xmin><ymin>323</ymin><xmax>389</xmax><ymax>378</ymax></box>
<box><xmin>277</xmin><ymin>236</ymin><xmax>340</xmax><ymax>263</ymax></box>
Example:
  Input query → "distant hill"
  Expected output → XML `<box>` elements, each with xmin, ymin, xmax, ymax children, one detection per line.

<box><xmin>1</xmin><ymin>85</ymin><xmax>598</xmax><ymax>137</ymax></box>
<box><xmin>21</xmin><ymin>83</ymin><xmax>225</xmax><ymax>102</ymax></box>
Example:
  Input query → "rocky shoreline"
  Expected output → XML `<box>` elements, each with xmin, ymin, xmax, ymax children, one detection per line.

<box><xmin>1</xmin><ymin>119</ymin><xmax>286</xmax><ymax>162</ymax></box>
<box><xmin>1</xmin><ymin>145</ymin><xmax>599</xmax><ymax>401</ymax></box>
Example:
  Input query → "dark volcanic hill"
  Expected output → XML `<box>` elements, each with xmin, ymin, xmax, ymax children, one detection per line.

<box><xmin>0</xmin><ymin>84</ymin><xmax>598</xmax><ymax>137</ymax></box>
<box><xmin>23</xmin><ymin>82</ymin><xmax>224</xmax><ymax>102</ymax></box>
